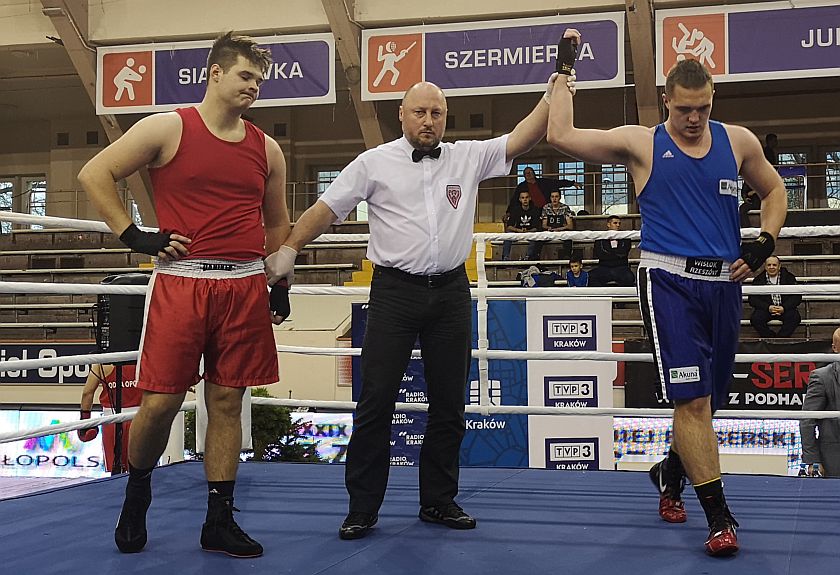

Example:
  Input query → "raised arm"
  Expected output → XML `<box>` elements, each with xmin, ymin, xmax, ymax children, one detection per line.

<box><xmin>505</xmin><ymin>83</ymin><xmax>551</xmax><ymax>162</ymax></box>
<box><xmin>546</xmin><ymin>29</ymin><xmax>649</xmax><ymax>167</ymax></box>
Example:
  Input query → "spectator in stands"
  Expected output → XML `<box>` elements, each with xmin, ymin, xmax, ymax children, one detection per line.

<box><xmin>506</xmin><ymin>166</ymin><xmax>580</xmax><ymax>214</ymax></box>
<box><xmin>78</xmin><ymin>363</ymin><xmax>143</xmax><ymax>473</ymax></box>
<box><xmin>739</xmin><ymin>184</ymin><xmax>761</xmax><ymax>228</ymax></box>
<box><xmin>799</xmin><ymin>327</ymin><xmax>840</xmax><ymax>478</ymax></box>
<box><xmin>565</xmin><ymin>255</ymin><xmax>589</xmax><ymax>287</ymax></box>
<box><xmin>748</xmin><ymin>255</ymin><xmax>802</xmax><ymax>337</ymax></box>
<box><xmin>763</xmin><ymin>133</ymin><xmax>779</xmax><ymax>165</ymax></box>
<box><xmin>577</xmin><ymin>209</ymin><xmax>590</xmax><ymax>216</ymax></box>
<box><xmin>542</xmin><ymin>189</ymin><xmax>574</xmax><ymax>260</ymax></box>
<box><xmin>502</xmin><ymin>190</ymin><xmax>543</xmax><ymax>261</ymax></box>
<box><xmin>588</xmin><ymin>215</ymin><xmax>635</xmax><ymax>287</ymax></box>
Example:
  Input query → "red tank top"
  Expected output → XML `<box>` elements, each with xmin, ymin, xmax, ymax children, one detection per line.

<box><xmin>99</xmin><ymin>364</ymin><xmax>143</xmax><ymax>408</ymax></box>
<box><xmin>150</xmin><ymin>107</ymin><xmax>269</xmax><ymax>260</ymax></box>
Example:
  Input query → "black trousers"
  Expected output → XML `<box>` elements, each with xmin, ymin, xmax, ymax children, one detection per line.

<box><xmin>589</xmin><ymin>265</ymin><xmax>635</xmax><ymax>287</ymax></box>
<box><xmin>750</xmin><ymin>307</ymin><xmax>801</xmax><ymax>337</ymax></box>
<box><xmin>345</xmin><ymin>266</ymin><xmax>472</xmax><ymax>513</ymax></box>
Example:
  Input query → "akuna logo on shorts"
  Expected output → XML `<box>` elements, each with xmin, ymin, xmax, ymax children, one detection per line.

<box><xmin>669</xmin><ymin>366</ymin><xmax>700</xmax><ymax>383</ymax></box>
<box><xmin>542</xmin><ymin>315</ymin><xmax>597</xmax><ymax>351</ymax></box>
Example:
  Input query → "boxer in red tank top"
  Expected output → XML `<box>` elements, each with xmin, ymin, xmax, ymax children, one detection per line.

<box><xmin>78</xmin><ymin>364</ymin><xmax>143</xmax><ymax>472</ymax></box>
<box><xmin>79</xmin><ymin>32</ymin><xmax>290</xmax><ymax>559</ymax></box>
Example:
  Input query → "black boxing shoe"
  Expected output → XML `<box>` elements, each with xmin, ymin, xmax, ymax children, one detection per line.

<box><xmin>419</xmin><ymin>502</ymin><xmax>476</xmax><ymax>529</ymax></box>
<box><xmin>114</xmin><ymin>482</ymin><xmax>152</xmax><ymax>553</ymax></box>
<box><xmin>200</xmin><ymin>496</ymin><xmax>263</xmax><ymax>558</ymax></box>
<box><xmin>339</xmin><ymin>511</ymin><xmax>378</xmax><ymax>540</ymax></box>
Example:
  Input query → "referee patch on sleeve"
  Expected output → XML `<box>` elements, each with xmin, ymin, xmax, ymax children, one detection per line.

<box><xmin>669</xmin><ymin>366</ymin><xmax>700</xmax><ymax>383</ymax></box>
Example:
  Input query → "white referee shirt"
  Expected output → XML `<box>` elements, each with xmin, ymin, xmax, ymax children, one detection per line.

<box><xmin>319</xmin><ymin>135</ymin><xmax>511</xmax><ymax>275</ymax></box>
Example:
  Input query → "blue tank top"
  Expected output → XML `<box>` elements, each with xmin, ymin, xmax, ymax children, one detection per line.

<box><xmin>638</xmin><ymin>121</ymin><xmax>740</xmax><ymax>260</ymax></box>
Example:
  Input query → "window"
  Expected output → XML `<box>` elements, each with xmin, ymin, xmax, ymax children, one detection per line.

<box><xmin>315</xmin><ymin>169</ymin><xmax>365</xmax><ymax>221</ymax></box>
<box><xmin>0</xmin><ymin>180</ymin><xmax>13</xmax><ymax>234</ymax></box>
<box><xmin>777</xmin><ymin>153</ymin><xmax>807</xmax><ymax>209</ymax></box>
<box><xmin>316</xmin><ymin>170</ymin><xmax>340</xmax><ymax>197</ymax></box>
<box><xmin>600</xmin><ymin>164</ymin><xmax>629</xmax><ymax>215</ymax></box>
<box><xmin>515</xmin><ymin>163</ymin><xmax>542</xmax><ymax>185</ymax></box>
<box><xmin>25</xmin><ymin>178</ymin><xmax>47</xmax><ymax>229</ymax></box>
<box><xmin>827</xmin><ymin>151</ymin><xmax>840</xmax><ymax>209</ymax></box>
<box><xmin>557</xmin><ymin>161</ymin><xmax>585</xmax><ymax>210</ymax></box>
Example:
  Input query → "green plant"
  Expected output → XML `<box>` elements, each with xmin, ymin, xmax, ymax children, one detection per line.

<box><xmin>183</xmin><ymin>387</ymin><xmax>320</xmax><ymax>463</ymax></box>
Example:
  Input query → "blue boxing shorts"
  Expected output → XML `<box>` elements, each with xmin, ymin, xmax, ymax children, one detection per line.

<box><xmin>636</xmin><ymin>251</ymin><xmax>742</xmax><ymax>410</ymax></box>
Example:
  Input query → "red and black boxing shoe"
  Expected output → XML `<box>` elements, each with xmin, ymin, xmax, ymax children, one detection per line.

<box><xmin>649</xmin><ymin>459</ymin><xmax>687</xmax><ymax>523</ymax></box>
<box><xmin>704</xmin><ymin>509</ymin><xmax>739</xmax><ymax>557</ymax></box>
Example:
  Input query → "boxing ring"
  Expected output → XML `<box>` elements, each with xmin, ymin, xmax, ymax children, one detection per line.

<box><xmin>1</xmin><ymin>212</ymin><xmax>840</xmax><ymax>574</ymax></box>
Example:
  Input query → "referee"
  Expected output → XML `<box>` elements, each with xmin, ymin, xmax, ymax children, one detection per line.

<box><xmin>267</xmin><ymin>78</ymin><xmax>557</xmax><ymax>540</ymax></box>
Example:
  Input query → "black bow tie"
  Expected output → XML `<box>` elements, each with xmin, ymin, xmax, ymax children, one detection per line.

<box><xmin>412</xmin><ymin>147</ymin><xmax>441</xmax><ymax>162</ymax></box>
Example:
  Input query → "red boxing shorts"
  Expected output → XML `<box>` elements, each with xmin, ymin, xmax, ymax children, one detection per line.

<box><xmin>136</xmin><ymin>258</ymin><xmax>279</xmax><ymax>394</ymax></box>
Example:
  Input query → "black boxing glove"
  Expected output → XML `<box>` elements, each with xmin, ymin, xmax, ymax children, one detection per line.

<box><xmin>119</xmin><ymin>223</ymin><xmax>172</xmax><ymax>256</ymax></box>
<box><xmin>270</xmin><ymin>279</ymin><xmax>291</xmax><ymax>319</ymax></box>
<box><xmin>77</xmin><ymin>410</ymin><xmax>99</xmax><ymax>442</ymax></box>
<box><xmin>556</xmin><ymin>36</ymin><xmax>579</xmax><ymax>75</ymax></box>
<box><xmin>739</xmin><ymin>231</ymin><xmax>775</xmax><ymax>271</ymax></box>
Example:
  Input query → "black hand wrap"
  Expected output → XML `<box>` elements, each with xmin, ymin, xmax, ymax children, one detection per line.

<box><xmin>740</xmin><ymin>231</ymin><xmax>775</xmax><ymax>271</ymax></box>
<box><xmin>270</xmin><ymin>279</ymin><xmax>291</xmax><ymax>319</ymax></box>
<box><xmin>556</xmin><ymin>37</ymin><xmax>579</xmax><ymax>75</ymax></box>
<box><xmin>119</xmin><ymin>223</ymin><xmax>172</xmax><ymax>256</ymax></box>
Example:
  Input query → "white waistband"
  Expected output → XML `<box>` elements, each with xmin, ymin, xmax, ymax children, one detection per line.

<box><xmin>155</xmin><ymin>258</ymin><xmax>265</xmax><ymax>279</ymax></box>
<box><xmin>638</xmin><ymin>251</ymin><xmax>734</xmax><ymax>282</ymax></box>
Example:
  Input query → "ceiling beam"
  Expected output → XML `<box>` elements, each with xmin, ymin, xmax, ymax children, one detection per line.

<box><xmin>321</xmin><ymin>0</ymin><xmax>385</xmax><ymax>149</ymax></box>
<box><xmin>40</xmin><ymin>0</ymin><xmax>157</xmax><ymax>226</ymax></box>
<box><xmin>625</xmin><ymin>0</ymin><xmax>660</xmax><ymax>127</ymax></box>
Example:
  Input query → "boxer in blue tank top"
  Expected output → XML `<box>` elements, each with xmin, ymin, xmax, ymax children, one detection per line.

<box><xmin>547</xmin><ymin>31</ymin><xmax>788</xmax><ymax>557</ymax></box>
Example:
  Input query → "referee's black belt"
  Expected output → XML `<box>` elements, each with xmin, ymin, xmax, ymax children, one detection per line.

<box><xmin>375</xmin><ymin>264</ymin><xmax>466</xmax><ymax>288</ymax></box>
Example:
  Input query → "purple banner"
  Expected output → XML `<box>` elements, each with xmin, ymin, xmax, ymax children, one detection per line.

<box><xmin>729</xmin><ymin>5</ymin><xmax>840</xmax><ymax>74</ymax></box>
<box><xmin>425</xmin><ymin>20</ymin><xmax>620</xmax><ymax>89</ymax></box>
<box><xmin>97</xmin><ymin>34</ymin><xmax>334</xmax><ymax>114</ymax></box>
<box><xmin>155</xmin><ymin>41</ymin><xmax>332</xmax><ymax>106</ymax></box>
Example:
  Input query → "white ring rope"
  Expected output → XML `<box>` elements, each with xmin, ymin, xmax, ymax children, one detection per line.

<box><xmin>0</xmin><ymin>281</ymin><xmax>148</xmax><ymax>295</ymax></box>
<box><xmin>0</xmin><ymin>281</ymin><xmax>836</xmax><ymax>297</ymax></box>
<box><xmin>0</xmin><ymin>351</ymin><xmax>138</xmax><ymax>373</ymax></box>
<box><xmin>473</xmin><ymin>226</ymin><xmax>840</xmax><ymax>242</ymax></box>
<box><xmin>270</xmin><ymin>345</ymin><xmax>839</xmax><ymax>364</ymax></box>
<box><xmin>3</xmin><ymin>211</ymin><xmax>840</xmax><ymax>242</ymax></box>
<box><xmin>0</xmin><ymin>402</ymin><xmax>195</xmax><ymax>445</ymax></box>
<box><xmin>249</xmin><ymin>397</ymin><xmax>840</xmax><ymax>421</ymax></box>
<box><xmin>2</xmin><ymin>397</ymin><xmax>837</xmax><ymax>448</ymax></box>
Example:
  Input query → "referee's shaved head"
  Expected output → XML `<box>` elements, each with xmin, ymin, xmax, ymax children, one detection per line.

<box><xmin>400</xmin><ymin>82</ymin><xmax>447</xmax><ymax>151</ymax></box>
<box><xmin>401</xmin><ymin>82</ymin><xmax>446</xmax><ymax>107</ymax></box>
